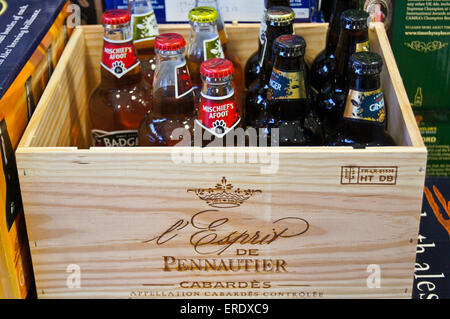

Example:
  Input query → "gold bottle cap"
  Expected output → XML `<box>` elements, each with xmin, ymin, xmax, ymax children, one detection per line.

<box><xmin>189</xmin><ymin>7</ymin><xmax>219</xmax><ymax>24</ymax></box>
<box><xmin>266</xmin><ymin>6</ymin><xmax>295</xmax><ymax>26</ymax></box>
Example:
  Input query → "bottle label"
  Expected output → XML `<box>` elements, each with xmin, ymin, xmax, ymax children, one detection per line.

<box><xmin>355</xmin><ymin>40</ymin><xmax>370</xmax><ymax>53</ymax></box>
<box><xmin>196</xmin><ymin>91</ymin><xmax>240</xmax><ymax>138</ymax></box>
<box><xmin>203</xmin><ymin>35</ymin><xmax>225</xmax><ymax>60</ymax></box>
<box><xmin>175</xmin><ymin>61</ymin><xmax>194</xmax><ymax>99</ymax></box>
<box><xmin>344</xmin><ymin>88</ymin><xmax>385</xmax><ymax>123</ymax></box>
<box><xmin>268</xmin><ymin>68</ymin><xmax>307</xmax><ymax>100</ymax></box>
<box><xmin>101</xmin><ymin>39</ymin><xmax>140</xmax><ymax>79</ymax></box>
<box><xmin>92</xmin><ymin>129</ymin><xmax>139</xmax><ymax>147</ymax></box>
<box><xmin>132</xmin><ymin>10</ymin><xmax>159</xmax><ymax>42</ymax></box>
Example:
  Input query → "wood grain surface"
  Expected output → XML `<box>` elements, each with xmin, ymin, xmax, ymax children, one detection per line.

<box><xmin>16</xmin><ymin>23</ymin><xmax>427</xmax><ymax>299</ymax></box>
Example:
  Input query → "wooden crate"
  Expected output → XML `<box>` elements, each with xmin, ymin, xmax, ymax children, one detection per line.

<box><xmin>16</xmin><ymin>23</ymin><xmax>427</xmax><ymax>299</ymax></box>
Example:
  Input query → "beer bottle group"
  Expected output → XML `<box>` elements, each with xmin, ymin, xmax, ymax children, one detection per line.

<box><xmin>89</xmin><ymin>1</ymin><xmax>395</xmax><ymax>148</ymax></box>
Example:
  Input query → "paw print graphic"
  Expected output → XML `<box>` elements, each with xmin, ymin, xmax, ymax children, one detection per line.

<box><xmin>213</xmin><ymin>120</ymin><xmax>227</xmax><ymax>135</ymax></box>
<box><xmin>112</xmin><ymin>61</ymin><xmax>125</xmax><ymax>74</ymax></box>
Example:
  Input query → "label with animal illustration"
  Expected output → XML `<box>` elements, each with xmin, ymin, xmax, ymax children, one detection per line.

<box><xmin>196</xmin><ymin>91</ymin><xmax>240</xmax><ymax>138</ymax></box>
<box><xmin>101</xmin><ymin>39</ymin><xmax>140</xmax><ymax>78</ymax></box>
<box><xmin>344</xmin><ymin>87</ymin><xmax>385</xmax><ymax>123</ymax></box>
<box><xmin>203</xmin><ymin>36</ymin><xmax>225</xmax><ymax>60</ymax></box>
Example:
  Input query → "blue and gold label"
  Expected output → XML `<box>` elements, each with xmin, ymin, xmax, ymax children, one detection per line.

<box><xmin>344</xmin><ymin>87</ymin><xmax>385</xmax><ymax>123</ymax></box>
<box><xmin>356</xmin><ymin>40</ymin><xmax>370</xmax><ymax>53</ymax></box>
<box><xmin>268</xmin><ymin>68</ymin><xmax>307</xmax><ymax>100</ymax></box>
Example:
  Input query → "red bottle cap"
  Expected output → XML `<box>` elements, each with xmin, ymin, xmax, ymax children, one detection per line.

<box><xmin>102</xmin><ymin>9</ymin><xmax>131</xmax><ymax>25</ymax></box>
<box><xmin>154</xmin><ymin>33</ymin><xmax>186</xmax><ymax>51</ymax></box>
<box><xmin>200</xmin><ymin>58</ymin><xmax>234</xmax><ymax>78</ymax></box>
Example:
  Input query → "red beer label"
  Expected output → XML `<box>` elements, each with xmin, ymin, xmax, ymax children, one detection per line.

<box><xmin>101</xmin><ymin>39</ymin><xmax>140</xmax><ymax>78</ymax></box>
<box><xmin>196</xmin><ymin>91</ymin><xmax>240</xmax><ymax>138</ymax></box>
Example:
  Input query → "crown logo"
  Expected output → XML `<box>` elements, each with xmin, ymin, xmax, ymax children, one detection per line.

<box><xmin>188</xmin><ymin>177</ymin><xmax>262</xmax><ymax>208</ymax></box>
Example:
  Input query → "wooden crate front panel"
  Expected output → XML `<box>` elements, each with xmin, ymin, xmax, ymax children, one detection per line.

<box><xmin>16</xmin><ymin>147</ymin><xmax>425</xmax><ymax>298</ymax></box>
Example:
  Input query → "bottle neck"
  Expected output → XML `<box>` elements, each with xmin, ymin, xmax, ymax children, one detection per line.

<box><xmin>350</xmin><ymin>73</ymin><xmax>381</xmax><ymax>92</ymax></box>
<box><xmin>201</xmin><ymin>76</ymin><xmax>234</xmax><ymax>98</ymax></box>
<box><xmin>326</xmin><ymin>0</ymin><xmax>359</xmax><ymax>54</ymax></box>
<box><xmin>273</xmin><ymin>55</ymin><xmax>305</xmax><ymax>72</ymax></box>
<box><xmin>131</xmin><ymin>1</ymin><xmax>159</xmax><ymax>53</ymax></box>
<box><xmin>334</xmin><ymin>28</ymin><xmax>369</xmax><ymax>86</ymax></box>
<box><xmin>101</xmin><ymin>23</ymin><xmax>141</xmax><ymax>83</ymax></box>
<box><xmin>154</xmin><ymin>49</ymin><xmax>188</xmax><ymax>92</ymax></box>
<box><xmin>259</xmin><ymin>23</ymin><xmax>295</xmax><ymax>81</ymax></box>
<box><xmin>188</xmin><ymin>21</ymin><xmax>224</xmax><ymax>60</ymax></box>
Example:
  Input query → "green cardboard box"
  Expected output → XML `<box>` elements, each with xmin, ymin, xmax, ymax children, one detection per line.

<box><xmin>391</xmin><ymin>0</ymin><xmax>449</xmax><ymax>110</ymax></box>
<box><xmin>415</xmin><ymin>110</ymin><xmax>450</xmax><ymax>177</ymax></box>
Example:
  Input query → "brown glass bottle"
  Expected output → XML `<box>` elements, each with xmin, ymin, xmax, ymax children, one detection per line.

<box><xmin>139</xmin><ymin>33</ymin><xmax>196</xmax><ymax>146</ymax></box>
<box><xmin>130</xmin><ymin>0</ymin><xmax>159</xmax><ymax>84</ymax></box>
<box><xmin>333</xmin><ymin>52</ymin><xmax>395</xmax><ymax>146</ymax></box>
<box><xmin>263</xmin><ymin>34</ymin><xmax>323</xmax><ymax>146</ymax></box>
<box><xmin>89</xmin><ymin>10</ymin><xmax>152</xmax><ymax>147</ymax></box>
<box><xmin>244</xmin><ymin>0</ymin><xmax>291</xmax><ymax>89</ymax></box>
<box><xmin>245</xmin><ymin>6</ymin><xmax>295</xmax><ymax>129</ymax></box>
<box><xmin>195</xmin><ymin>58</ymin><xmax>242</xmax><ymax>147</ymax></box>
<box><xmin>310</xmin><ymin>0</ymin><xmax>359</xmax><ymax>94</ymax></box>
<box><xmin>315</xmin><ymin>9</ymin><xmax>370</xmax><ymax>144</ymax></box>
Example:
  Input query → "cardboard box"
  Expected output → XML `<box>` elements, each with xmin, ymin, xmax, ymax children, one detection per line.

<box><xmin>391</xmin><ymin>0</ymin><xmax>449</xmax><ymax>110</ymax></box>
<box><xmin>415</xmin><ymin>110</ymin><xmax>450</xmax><ymax>177</ymax></box>
<box><xmin>16</xmin><ymin>23</ymin><xmax>427</xmax><ymax>299</ymax></box>
<box><xmin>413</xmin><ymin>177</ymin><xmax>450</xmax><ymax>299</ymax></box>
<box><xmin>0</xmin><ymin>0</ymin><xmax>70</xmax><ymax>299</ymax></box>
<box><xmin>105</xmin><ymin>0</ymin><xmax>314</xmax><ymax>23</ymax></box>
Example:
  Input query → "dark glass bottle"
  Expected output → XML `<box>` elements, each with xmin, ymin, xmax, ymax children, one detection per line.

<box><xmin>245</xmin><ymin>6</ymin><xmax>295</xmax><ymax>129</ymax></box>
<box><xmin>310</xmin><ymin>0</ymin><xmax>358</xmax><ymax>94</ymax></box>
<box><xmin>262</xmin><ymin>34</ymin><xmax>322</xmax><ymax>146</ymax></box>
<box><xmin>315</xmin><ymin>9</ymin><xmax>370</xmax><ymax>144</ymax></box>
<box><xmin>139</xmin><ymin>33</ymin><xmax>196</xmax><ymax>146</ymax></box>
<box><xmin>0</xmin><ymin>116</ymin><xmax>23</xmax><ymax>231</ymax></box>
<box><xmin>333</xmin><ymin>52</ymin><xmax>395</xmax><ymax>147</ymax></box>
<box><xmin>244</xmin><ymin>0</ymin><xmax>291</xmax><ymax>89</ymax></box>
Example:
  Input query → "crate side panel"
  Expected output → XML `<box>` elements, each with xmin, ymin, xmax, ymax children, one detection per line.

<box><xmin>17</xmin><ymin>149</ymin><xmax>426</xmax><ymax>298</ymax></box>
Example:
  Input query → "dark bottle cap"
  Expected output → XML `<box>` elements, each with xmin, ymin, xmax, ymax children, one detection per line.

<box><xmin>349</xmin><ymin>52</ymin><xmax>383</xmax><ymax>75</ymax></box>
<box><xmin>200</xmin><ymin>58</ymin><xmax>234</xmax><ymax>78</ymax></box>
<box><xmin>154</xmin><ymin>33</ymin><xmax>186</xmax><ymax>51</ymax></box>
<box><xmin>274</xmin><ymin>34</ymin><xmax>306</xmax><ymax>57</ymax></box>
<box><xmin>266</xmin><ymin>6</ymin><xmax>295</xmax><ymax>27</ymax></box>
<box><xmin>102</xmin><ymin>9</ymin><xmax>131</xmax><ymax>25</ymax></box>
<box><xmin>341</xmin><ymin>9</ymin><xmax>370</xmax><ymax>31</ymax></box>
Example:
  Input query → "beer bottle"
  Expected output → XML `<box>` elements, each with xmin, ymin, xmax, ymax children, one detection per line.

<box><xmin>89</xmin><ymin>10</ymin><xmax>152</xmax><ymax>147</ymax></box>
<box><xmin>315</xmin><ymin>9</ymin><xmax>370</xmax><ymax>144</ymax></box>
<box><xmin>187</xmin><ymin>7</ymin><xmax>225</xmax><ymax>91</ymax></box>
<box><xmin>310</xmin><ymin>0</ymin><xmax>358</xmax><ymax>93</ymax></box>
<box><xmin>0</xmin><ymin>115</ymin><xmax>23</xmax><ymax>231</ymax></box>
<box><xmin>139</xmin><ymin>33</ymin><xmax>196</xmax><ymax>146</ymax></box>
<box><xmin>263</xmin><ymin>34</ymin><xmax>323</xmax><ymax>146</ymax></box>
<box><xmin>130</xmin><ymin>0</ymin><xmax>159</xmax><ymax>84</ymax></box>
<box><xmin>195</xmin><ymin>58</ymin><xmax>242</xmax><ymax>147</ymax></box>
<box><xmin>334</xmin><ymin>52</ymin><xmax>395</xmax><ymax>146</ymax></box>
<box><xmin>194</xmin><ymin>0</ymin><xmax>244</xmax><ymax>105</ymax></box>
<box><xmin>245</xmin><ymin>6</ymin><xmax>295</xmax><ymax>128</ymax></box>
<box><xmin>245</xmin><ymin>0</ymin><xmax>291</xmax><ymax>89</ymax></box>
